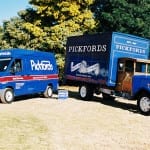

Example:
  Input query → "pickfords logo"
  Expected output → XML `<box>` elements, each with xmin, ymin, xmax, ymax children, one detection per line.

<box><xmin>68</xmin><ymin>44</ymin><xmax>107</xmax><ymax>53</ymax></box>
<box><xmin>71</xmin><ymin>61</ymin><xmax>108</xmax><ymax>77</ymax></box>
<box><xmin>114</xmin><ymin>36</ymin><xmax>148</xmax><ymax>55</ymax></box>
<box><xmin>30</xmin><ymin>60</ymin><xmax>53</xmax><ymax>71</ymax></box>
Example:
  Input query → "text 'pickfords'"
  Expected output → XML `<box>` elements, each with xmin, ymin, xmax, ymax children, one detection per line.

<box><xmin>30</xmin><ymin>60</ymin><xmax>53</xmax><ymax>71</ymax></box>
<box><xmin>68</xmin><ymin>45</ymin><xmax>107</xmax><ymax>53</ymax></box>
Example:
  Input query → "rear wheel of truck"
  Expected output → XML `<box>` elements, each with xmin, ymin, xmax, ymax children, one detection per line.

<box><xmin>1</xmin><ymin>88</ymin><xmax>14</xmax><ymax>104</ymax></box>
<box><xmin>43</xmin><ymin>86</ymin><xmax>53</xmax><ymax>98</ymax></box>
<box><xmin>137</xmin><ymin>94</ymin><xmax>150</xmax><ymax>115</ymax></box>
<box><xmin>79</xmin><ymin>85</ymin><xmax>93</xmax><ymax>100</ymax></box>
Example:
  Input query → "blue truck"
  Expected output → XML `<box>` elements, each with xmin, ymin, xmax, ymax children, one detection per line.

<box><xmin>64</xmin><ymin>32</ymin><xmax>150</xmax><ymax>115</ymax></box>
<box><xmin>0</xmin><ymin>49</ymin><xmax>58</xmax><ymax>103</ymax></box>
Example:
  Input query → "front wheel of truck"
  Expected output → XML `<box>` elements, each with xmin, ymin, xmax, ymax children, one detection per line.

<box><xmin>79</xmin><ymin>85</ymin><xmax>93</xmax><ymax>100</ymax></box>
<box><xmin>1</xmin><ymin>88</ymin><xmax>14</xmax><ymax>104</ymax></box>
<box><xmin>137</xmin><ymin>94</ymin><xmax>150</xmax><ymax>115</ymax></box>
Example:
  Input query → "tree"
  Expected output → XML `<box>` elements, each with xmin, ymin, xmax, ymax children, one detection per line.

<box><xmin>0</xmin><ymin>0</ymin><xmax>97</xmax><ymax>81</ymax></box>
<box><xmin>93</xmin><ymin>0</ymin><xmax>150</xmax><ymax>38</ymax></box>
<box><xmin>1</xmin><ymin>0</ymin><xmax>96</xmax><ymax>52</ymax></box>
<box><xmin>27</xmin><ymin>0</ymin><xmax>96</xmax><ymax>52</ymax></box>
<box><xmin>1</xmin><ymin>12</ymin><xmax>50</xmax><ymax>50</ymax></box>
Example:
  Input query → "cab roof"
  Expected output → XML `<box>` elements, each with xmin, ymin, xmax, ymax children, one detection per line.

<box><xmin>0</xmin><ymin>48</ymin><xmax>54</xmax><ymax>57</ymax></box>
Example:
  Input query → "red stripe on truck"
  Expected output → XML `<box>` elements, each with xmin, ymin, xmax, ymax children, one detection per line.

<box><xmin>0</xmin><ymin>74</ymin><xmax>58</xmax><ymax>82</ymax></box>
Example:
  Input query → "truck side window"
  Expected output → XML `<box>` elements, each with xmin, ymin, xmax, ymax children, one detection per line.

<box><xmin>0</xmin><ymin>58</ymin><xmax>11</xmax><ymax>72</ymax></box>
<box><xmin>11</xmin><ymin>59</ymin><xmax>22</xmax><ymax>73</ymax></box>
<box><xmin>136</xmin><ymin>62</ymin><xmax>146</xmax><ymax>73</ymax></box>
<box><xmin>125</xmin><ymin>60</ymin><xmax>134</xmax><ymax>72</ymax></box>
<box><xmin>148</xmin><ymin>64</ymin><xmax>150</xmax><ymax>73</ymax></box>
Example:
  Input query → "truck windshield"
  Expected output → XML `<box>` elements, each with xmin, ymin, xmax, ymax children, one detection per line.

<box><xmin>0</xmin><ymin>58</ymin><xmax>11</xmax><ymax>72</ymax></box>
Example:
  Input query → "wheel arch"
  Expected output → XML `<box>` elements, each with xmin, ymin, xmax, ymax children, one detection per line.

<box><xmin>5</xmin><ymin>86</ymin><xmax>15</xmax><ymax>94</ymax></box>
<box><xmin>48</xmin><ymin>83</ymin><xmax>53</xmax><ymax>88</ymax></box>
<box><xmin>134</xmin><ymin>88</ymin><xmax>150</xmax><ymax>100</ymax></box>
<box><xmin>6</xmin><ymin>86</ymin><xmax>14</xmax><ymax>90</ymax></box>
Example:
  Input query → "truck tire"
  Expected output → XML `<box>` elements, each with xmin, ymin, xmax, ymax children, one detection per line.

<box><xmin>1</xmin><ymin>88</ymin><xmax>14</xmax><ymax>104</ymax></box>
<box><xmin>43</xmin><ymin>86</ymin><xmax>53</xmax><ymax>98</ymax></box>
<box><xmin>79</xmin><ymin>85</ymin><xmax>93</xmax><ymax>100</ymax></box>
<box><xmin>137</xmin><ymin>94</ymin><xmax>150</xmax><ymax>115</ymax></box>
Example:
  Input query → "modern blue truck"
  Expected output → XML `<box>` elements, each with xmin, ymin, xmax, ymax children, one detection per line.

<box><xmin>0</xmin><ymin>49</ymin><xmax>58</xmax><ymax>103</ymax></box>
<box><xmin>64</xmin><ymin>32</ymin><xmax>150</xmax><ymax>115</ymax></box>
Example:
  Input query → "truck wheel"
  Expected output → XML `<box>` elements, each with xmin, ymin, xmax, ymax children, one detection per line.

<box><xmin>43</xmin><ymin>86</ymin><xmax>53</xmax><ymax>98</ymax></box>
<box><xmin>79</xmin><ymin>85</ymin><xmax>93</xmax><ymax>100</ymax></box>
<box><xmin>137</xmin><ymin>94</ymin><xmax>150</xmax><ymax>115</ymax></box>
<box><xmin>1</xmin><ymin>88</ymin><xmax>14</xmax><ymax>104</ymax></box>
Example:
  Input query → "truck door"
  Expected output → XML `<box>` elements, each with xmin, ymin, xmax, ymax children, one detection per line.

<box><xmin>115</xmin><ymin>58</ymin><xmax>134</xmax><ymax>93</ymax></box>
<box><xmin>9</xmin><ymin>58</ymin><xmax>28</xmax><ymax>96</ymax></box>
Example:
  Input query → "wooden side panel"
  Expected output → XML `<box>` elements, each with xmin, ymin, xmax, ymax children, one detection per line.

<box><xmin>116</xmin><ymin>72</ymin><xmax>133</xmax><ymax>93</ymax></box>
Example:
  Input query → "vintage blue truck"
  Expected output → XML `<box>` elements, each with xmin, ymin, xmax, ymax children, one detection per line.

<box><xmin>0</xmin><ymin>49</ymin><xmax>58</xmax><ymax>103</ymax></box>
<box><xmin>64</xmin><ymin>32</ymin><xmax>150</xmax><ymax>115</ymax></box>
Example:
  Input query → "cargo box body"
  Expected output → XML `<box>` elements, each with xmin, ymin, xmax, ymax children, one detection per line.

<box><xmin>65</xmin><ymin>32</ymin><xmax>149</xmax><ymax>87</ymax></box>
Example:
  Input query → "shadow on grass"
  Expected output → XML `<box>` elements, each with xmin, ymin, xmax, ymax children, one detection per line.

<box><xmin>14</xmin><ymin>94</ymin><xmax>41</xmax><ymax>102</ymax></box>
<box><xmin>1</xmin><ymin>88</ymin><xmax>138</xmax><ymax>114</ymax></box>
<box><xmin>68</xmin><ymin>90</ymin><xmax>138</xmax><ymax>114</ymax></box>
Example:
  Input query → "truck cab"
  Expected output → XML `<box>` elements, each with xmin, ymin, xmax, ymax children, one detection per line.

<box><xmin>116</xmin><ymin>58</ymin><xmax>150</xmax><ymax>114</ymax></box>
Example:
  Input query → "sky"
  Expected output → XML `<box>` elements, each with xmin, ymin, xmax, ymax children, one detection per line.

<box><xmin>0</xmin><ymin>0</ymin><xmax>30</xmax><ymax>25</ymax></box>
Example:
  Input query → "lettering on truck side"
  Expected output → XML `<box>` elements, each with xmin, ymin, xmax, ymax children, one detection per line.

<box><xmin>68</xmin><ymin>44</ymin><xmax>107</xmax><ymax>53</ymax></box>
<box><xmin>114</xmin><ymin>36</ymin><xmax>148</xmax><ymax>55</ymax></box>
<box><xmin>30</xmin><ymin>60</ymin><xmax>53</xmax><ymax>71</ymax></box>
<box><xmin>116</xmin><ymin>44</ymin><xmax>146</xmax><ymax>54</ymax></box>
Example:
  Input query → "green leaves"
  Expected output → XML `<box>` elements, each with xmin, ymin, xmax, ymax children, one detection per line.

<box><xmin>0</xmin><ymin>0</ymin><xmax>96</xmax><ymax>51</ymax></box>
<box><xmin>94</xmin><ymin>0</ymin><xmax>150</xmax><ymax>38</ymax></box>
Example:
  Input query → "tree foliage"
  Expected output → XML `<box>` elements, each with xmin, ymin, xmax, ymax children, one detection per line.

<box><xmin>93</xmin><ymin>0</ymin><xmax>150</xmax><ymax>38</ymax></box>
<box><xmin>1</xmin><ymin>0</ymin><xmax>149</xmax><ymax>50</ymax></box>
<box><xmin>0</xmin><ymin>0</ymin><xmax>96</xmax><ymax>52</ymax></box>
<box><xmin>0</xmin><ymin>0</ymin><xmax>96</xmax><ymax>81</ymax></box>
